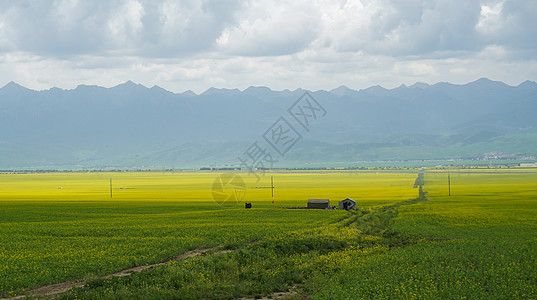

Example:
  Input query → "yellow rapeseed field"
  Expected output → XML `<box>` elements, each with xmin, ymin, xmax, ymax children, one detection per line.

<box><xmin>0</xmin><ymin>171</ymin><xmax>418</xmax><ymax>296</ymax></box>
<box><xmin>5</xmin><ymin>170</ymin><xmax>535</xmax><ymax>299</ymax></box>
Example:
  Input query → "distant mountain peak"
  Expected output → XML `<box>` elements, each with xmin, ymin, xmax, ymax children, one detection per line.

<box><xmin>181</xmin><ymin>90</ymin><xmax>197</xmax><ymax>97</ymax></box>
<box><xmin>2</xmin><ymin>81</ymin><xmax>26</xmax><ymax>90</ymax></box>
<box><xmin>329</xmin><ymin>85</ymin><xmax>359</xmax><ymax>97</ymax></box>
<box><xmin>409</xmin><ymin>82</ymin><xmax>430</xmax><ymax>89</ymax></box>
<box><xmin>242</xmin><ymin>86</ymin><xmax>274</xmax><ymax>97</ymax></box>
<box><xmin>396</xmin><ymin>84</ymin><xmax>408</xmax><ymax>89</ymax></box>
<box><xmin>74</xmin><ymin>84</ymin><xmax>105</xmax><ymax>91</ymax></box>
<box><xmin>244</xmin><ymin>85</ymin><xmax>263</xmax><ymax>90</ymax></box>
<box><xmin>364</xmin><ymin>85</ymin><xmax>387</xmax><ymax>91</ymax></box>
<box><xmin>244</xmin><ymin>86</ymin><xmax>272</xmax><ymax>92</ymax></box>
<box><xmin>150</xmin><ymin>85</ymin><xmax>174</xmax><ymax>95</ymax></box>
<box><xmin>45</xmin><ymin>87</ymin><xmax>64</xmax><ymax>93</ymax></box>
<box><xmin>363</xmin><ymin>85</ymin><xmax>389</xmax><ymax>97</ymax></box>
<box><xmin>201</xmin><ymin>87</ymin><xmax>241</xmax><ymax>96</ymax></box>
<box><xmin>467</xmin><ymin>77</ymin><xmax>506</xmax><ymax>86</ymax></box>
<box><xmin>0</xmin><ymin>81</ymin><xmax>33</xmax><ymax>94</ymax></box>
<box><xmin>463</xmin><ymin>78</ymin><xmax>514</xmax><ymax>92</ymax></box>
<box><xmin>518</xmin><ymin>80</ymin><xmax>537</xmax><ymax>88</ymax></box>
<box><xmin>331</xmin><ymin>85</ymin><xmax>351</xmax><ymax>91</ymax></box>
<box><xmin>113</xmin><ymin>80</ymin><xmax>148</xmax><ymax>89</ymax></box>
<box><xmin>474</xmin><ymin>77</ymin><xmax>494</xmax><ymax>83</ymax></box>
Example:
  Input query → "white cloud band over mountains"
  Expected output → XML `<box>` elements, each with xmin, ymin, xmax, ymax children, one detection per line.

<box><xmin>0</xmin><ymin>0</ymin><xmax>536</xmax><ymax>93</ymax></box>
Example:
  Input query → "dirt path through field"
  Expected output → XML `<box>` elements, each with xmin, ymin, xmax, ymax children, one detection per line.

<box><xmin>1</xmin><ymin>245</ymin><xmax>227</xmax><ymax>300</ymax></box>
<box><xmin>238</xmin><ymin>288</ymin><xmax>298</xmax><ymax>300</ymax></box>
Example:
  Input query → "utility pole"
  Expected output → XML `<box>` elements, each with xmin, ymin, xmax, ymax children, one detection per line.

<box><xmin>271</xmin><ymin>176</ymin><xmax>274</xmax><ymax>198</ymax></box>
<box><xmin>448</xmin><ymin>173</ymin><xmax>451</xmax><ymax>196</ymax></box>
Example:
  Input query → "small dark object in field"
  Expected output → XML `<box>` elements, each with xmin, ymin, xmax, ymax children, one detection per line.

<box><xmin>245</xmin><ymin>203</ymin><xmax>252</xmax><ymax>209</ymax></box>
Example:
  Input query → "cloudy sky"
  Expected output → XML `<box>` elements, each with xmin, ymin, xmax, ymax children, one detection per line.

<box><xmin>0</xmin><ymin>0</ymin><xmax>536</xmax><ymax>93</ymax></box>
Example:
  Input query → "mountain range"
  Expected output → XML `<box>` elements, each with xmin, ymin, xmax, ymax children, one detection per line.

<box><xmin>1</xmin><ymin>78</ymin><xmax>536</xmax><ymax>169</ymax></box>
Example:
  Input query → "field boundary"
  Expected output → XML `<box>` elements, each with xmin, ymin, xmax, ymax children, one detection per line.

<box><xmin>1</xmin><ymin>246</ymin><xmax>228</xmax><ymax>300</ymax></box>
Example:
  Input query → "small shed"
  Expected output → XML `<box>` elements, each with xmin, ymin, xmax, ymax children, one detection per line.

<box><xmin>339</xmin><ymin>198</ymin><xmax>356</xmax><ymax>210</ymax></box>
<box><xmin>307</xmin><ymin>199</ymin><xmax>330</xmax><ymax>209</ymax></box>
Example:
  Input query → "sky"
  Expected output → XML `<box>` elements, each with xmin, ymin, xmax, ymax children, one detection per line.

<box><xmin>0</xmin><ymin>0</ymin><xmax>536</xmax><ymax>94</ymax></box>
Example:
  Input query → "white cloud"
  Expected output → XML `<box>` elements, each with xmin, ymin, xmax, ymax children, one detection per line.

<box><xmin>158</xmin><ymin>1</ymin><xmax>192</xmax><ymax>39</ymax></box>
<box><xmin>476</xmin><ymin>1</ymin><xmax>504</xmax><ymax>34</ymax></box>
<box><xmin>477</xmin><ymin>44</ymin><xmax>507</xmax><ymax>60</ymax></box>
<box><xmin>0</xmin><ymin>0</ymin><xmax>536</xmax><ymax>92</ymax></box>
<box><xmin>107</xmin><ymin>0</ymin><xmax>145</xmax><ymax>46</ymax></box>
<box><xmin>216</xmin><ymin>1</ymin><xmax>319</xmax><ymax>56</ymax></box>
<box><xmin>0</xmin><ymin>20</ymin><xmax>8</xmax><ymax>49</ymax></box>
<box><xmin>314</xmin><ymin>0</ymin><xmax>380</xmax><ymax>52</ymax></box>
<box><xmin>394</xmin><ymin>61</ymin><xmax>437</xmax><ymax>77</ymax></box>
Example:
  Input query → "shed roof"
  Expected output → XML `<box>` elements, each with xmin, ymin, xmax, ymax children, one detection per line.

<box><xmin>308</xmin><ymin>199</ymin><xmax>330</xmax><ymax>203</ymax></box>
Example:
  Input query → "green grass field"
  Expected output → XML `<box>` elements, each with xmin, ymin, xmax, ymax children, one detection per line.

<box><xmin>1</xmin><ymin>170</ymin><xmax>536</xmax><ymax>299</ymax></box>
<box><xmin>307</xmin><ymin>172</ymin><xmax>537</xmax><ymax>299</ymax></box>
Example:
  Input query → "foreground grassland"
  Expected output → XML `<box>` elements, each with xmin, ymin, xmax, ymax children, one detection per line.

<box><xmin>310</xmin><ymin>172</ymin><xmax>537</xmax><ymax>299</ymax></box>
<box><xmin>1</xmin><ymin>171</ymin><xmax>536</xmax><ymax>299</ymax></box>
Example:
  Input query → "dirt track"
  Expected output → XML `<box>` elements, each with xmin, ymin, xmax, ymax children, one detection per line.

<box><xmin>1</xmin><ymin>246</ymin><xmax>227</xmax><ymax>300</ymax></box>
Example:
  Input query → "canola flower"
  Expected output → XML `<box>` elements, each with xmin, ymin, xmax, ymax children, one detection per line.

<box><xmin>2</xmin><ymin>170</ymin><xmax>537</xmax><ymax>299</ymax></box>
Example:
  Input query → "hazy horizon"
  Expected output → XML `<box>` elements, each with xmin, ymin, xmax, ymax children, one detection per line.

<box><xmin>2</xmin><ymin>77</ymin><xmax>535</xmax><ymax>95</ymax></box>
